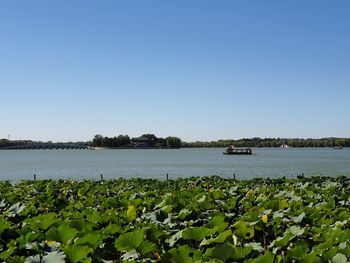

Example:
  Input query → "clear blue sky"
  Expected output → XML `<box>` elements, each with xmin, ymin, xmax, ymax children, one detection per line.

<box><xmin>1</xmin><ymin>1</ymin><xmax>349</xmax><ymax>142</ymax></box>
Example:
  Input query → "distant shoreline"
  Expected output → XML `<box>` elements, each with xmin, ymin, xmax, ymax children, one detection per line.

<box><xmin>1</xmin><ymin>136</ymin><xmax>350</xmax><ymax>149</ymax></box>
<box><xmin>0</xmin><ymin>146</ymin><xmax>348</xmax><ymax>151</ymax></box>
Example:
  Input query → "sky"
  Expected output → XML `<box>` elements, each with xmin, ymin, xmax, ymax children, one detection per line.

<box><xmin>0</xmin><ymin>1</ymin><xmax>349</xmax><ymax>142</ymax></box>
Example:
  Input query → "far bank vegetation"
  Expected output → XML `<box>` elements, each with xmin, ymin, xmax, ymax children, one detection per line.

<box><xmin>92</xmin><ymin>134</ymin><xmax>182</xmax><ymax>149</ymax></box>
<box><xmin>0</xmin><ymin>136</ymin><xmax>349</xmax><ymax>149</ymax></box>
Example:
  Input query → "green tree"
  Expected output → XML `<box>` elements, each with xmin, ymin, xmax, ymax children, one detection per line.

<box><xmin>92</xmin><ymin>135</ymin><xmax>103</xmax><ymax>147</ymax></box>
<box><xmin>166</xmin><ymin>136</ymin><xmax>182</xmax><ymax>149</ymax></box>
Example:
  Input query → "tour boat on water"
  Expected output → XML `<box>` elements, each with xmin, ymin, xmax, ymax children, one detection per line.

<box><xmin>223</xmin><ymin>145</ymin><xmax>252</xmax><ymax>155</ymax></box>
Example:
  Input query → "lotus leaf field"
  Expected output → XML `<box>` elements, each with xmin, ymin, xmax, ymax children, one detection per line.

<box><xmin>1</xmin><ymin>176</ymin><xmax>350</xmax><ymax>262</ymax></box>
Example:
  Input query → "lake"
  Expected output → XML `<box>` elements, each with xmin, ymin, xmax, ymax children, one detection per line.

<box><xmin>0</xmin><ymin>148</ymin><xmax>349</xmax><ymax>181</ymax></box>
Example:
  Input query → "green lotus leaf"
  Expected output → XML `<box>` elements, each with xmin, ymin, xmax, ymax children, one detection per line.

<box><xmin>210</xmin><ymin>190</ymin><xmax>221</xmax><ymax>199</ymax></box>
<box><xmin>63</xmin><ymin>245</ymin><xmax>93</xmax><ymax>263</ymax></box>
<box><xmin>17</xmin><ymin>231</ymin><xmax>42</xmax><ymax>248</ymax></box>
<box><xmin>178</xmin><ymin>209</ymin><xmax>191</xmax><ymax>220</ymax></box>
<box><xmin>155</xmin><ymin>193</ymin><xmax>173</xmax><ymax>209</ymax></box>
<box><xmin>325</xmin><ymin>198</ymin><xmax>336</xmax><ymax>210</ymax></box>
<box><xmin>289</xmin><ymin>226</ymin><xmax>305</xmax><ymax>236</ymax></box>
<box><xmin>315</xmin><ymin>239</ymin><xmax>334</xmax><ymax>253</ymax></box>
<box><xmin>46</xmin><ymin>223</ymin><xmax>78</xmax><ymax>244</ymax></box>
<box><xmin>197</xmin><ymin>194</ymin><xmax>206</xmax><ymax>203</ymax></box>
<box><xmin>208</xmin><ymin>214</ymin><xmax>229</xmax><ymax>232</ymax></box>
<box><xmin>287</xmin><ymin>243</ymin><xmax>309</xmax><ymax>260</ymax></box>
<box><xmin>332</xmin><ymin>253</ymin><xmax>347</xmax><ymax>263</ymax></box>
<box><xmin>323</xmin><ymin>247</ymin><xmax>339</xmax><ymax>260</ymax></box>
<box><xmin>234</xmin><ymin>221</ymin><xmax>255</xmax><ymax>240</ymax></box>
<box><xmin>137</xmin><ymin>240</ymin><xmax>156</xmax><ymax>255</ymax></box>
<box><xmin>69</xmin><ymin>218</ymin><xmax>85</xmax><ymax>232</ymax></box>
<box><xmin>75</xmin><ymin>232</ymin><xmax>101</xmax><ymax>249</ymax></box>
<box><xmin>241</xmin><ymin>209</ymin><xmax>260</xmax><ymax>222</ymax></box>
<box><xmin>165</xmin><ymin>245</ymin><xmax>200</xmax><ymax>263</ymax></box>
<box><xmin>0</xmin><ymin>217</ymin><xmax>11</xmax><ymax>235</ymax></box>
<box><xmin>182</xmin><ymin>226</ymin><xmax>216</xmax><ymax>241</ymax></box>
<box><xmin>279</xmin><ymin>199</ymin><xmax>289</xmax><ymax>210</ymax></box>
<box><xmin>25</xmin><ymin>213</ymin><xmax>58</xmax><ymax>230</ymax></box>
<box><xmin>74</xmin><ymin>201</ymin><xmax>83</xmax><ymax>210</ymax></box>
<box><xmin>202</xmin><ymin>247</ymin><xmax>214</xmax><ymax>260</ymax></box>
<box><xmin>115</xmin><ymin>229</ymin><xmax>144</xmax><ymax>252</ymax></box>
<box><xmin>272</xmin><ymin>231</ymin><xmax>294</xmax><ymax>248</ymax></box>
<box><xmin>338</xmin><ymin>230</ymin><xmax>350</xmax><ymax>243</ymax></box>
<box><xmin>259</xmin><ymin>198</ymin><xmax>276</xmax><ymax>209</ymax></box>
<box><xmin>301</xmin><ymin>251</ymin><xmax>320</xmax><ymax>263</ymax></box>
<box><xmin>246</xmin><ymin>242</ymin><xmax>264</xmax><ymax>252</ymax></box>
<box><xmin>200</xmin><ymin>230</ymin><xmax>232</xmax><ymax>246</ymax></box>
<box><xmin>339</xmin><ymin>244</ymin><xmax>350</xmax><ymax>259</ymax></box>
<box><xmin>103</xmin><ymin>224</ymin><xmax>121</xmax><ymax>236</ymax></box>
<box><xmin>126</xmin><ymin>205</ymin><xmax>137</xmax><ymax>222</ymax></box>
<box><xmin>250</xmin><ymin>250</ymin><xmax>278</xmax><ymax>263</ymax></box>
<box><xmin>2</xmin><ymin>175</ymin><xmax>350</xmax><ymax>262</ymax></box>
<box><xmin>209</xmin><ymin>243</ymin><xmax>235</xmax><ymax>262</ymax></box>
<box><xmin>77</xmin><ymin>187</ymin><xmax>90</xmax><ymax>197</ymax></box>
<box><xmin>161</xmin><ymin>204</ymin><xmax>173</xmax><ymax>213</ymax></box>
<box><xmin>58</xmin><ymin>223</ymin><xmax>79</xmax><ymax>244</ymax></box>
<box><xmin>0</xmin><ymin>247</ymin><xmax>15</xmax><ymax>261</ymax></box>
<box><xmin>232</xmin><ymin>246</ymin><xmax>253</xmax><ymax>260</ymax></box>
<box><xmin>83</xmin><ymin>208</ymin><xmax>102</xmax><ymax>224</ymax></box>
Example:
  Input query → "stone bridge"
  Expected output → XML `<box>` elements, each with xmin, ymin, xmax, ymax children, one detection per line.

<box><xmin>0</xmin><ymin>143</ymin><xmax>91</xmax><ymax>150</ymax></box>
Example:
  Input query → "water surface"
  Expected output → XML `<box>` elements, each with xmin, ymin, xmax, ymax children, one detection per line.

<box><xmin>0</xmin><ymin>148</ymin><xmax>349</xmax><ymax>181</ymax></box>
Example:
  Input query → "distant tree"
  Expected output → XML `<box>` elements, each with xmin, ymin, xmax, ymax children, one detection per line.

<box><xmin>101</xmin><ymin>137</ymin><xmax>112</xmax><ymax>147</ymax></box>
<box><xmin>92</xmin><ymin>135</ymin><xmax>103</xmax><ymax>147</ymax></box>
<box><xmin>155</xmin><ymin>138</ymin><xmax>166</xmax><ymax>148</ymax></box>
<box><xmin>0</xmin><ymin>139</ymin><xmax>10</xmax><ymax>147</ymax></box>
<box><xmin>140</xmin><ymin>134</ymin><xmax>158</xmax><ymax>147</ymax></box>
<box><xmin>166</xmin><ymin>136</ymin><xmax>182</xmax><ymax>148</ymax></box>
<box><xmin>92</xmin><ymin>134</ymin><xmax>131</xmax><ymax>147</ymax></box>
<box><xmin>117</xmin><ymin>135</ymin><xmax>130</xmax><ymax>146</ymax></box>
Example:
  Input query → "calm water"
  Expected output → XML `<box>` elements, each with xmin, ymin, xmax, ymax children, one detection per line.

<box><xmin>0</xmin><ymin>148</ymin><xmax>349</xmax><ymax>181</ymax></box>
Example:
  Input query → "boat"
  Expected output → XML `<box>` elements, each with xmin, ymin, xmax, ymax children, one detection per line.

<box><xmin>280</xmin><ymin>144</ymin><xmax>289</xmax><ymax>148</ymax></box>
<box><xmin>334</xmin><ymin>146</ymin><xmax>343</xmax><ymax>149</ymax></box>
<box><xmin>223</xmin><ymin>145</ymin><xmax>252</xmax><ymax>155</ymax></box>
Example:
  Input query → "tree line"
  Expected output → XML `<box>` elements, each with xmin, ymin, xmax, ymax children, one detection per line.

<box><xmin>92</xmin><ymin>134</ymin><xmax>182</xmax><ymax>149</ymax></box>
<box><xmin>182</xmin><ymin>137</ymin><xmax>350</xmax><ymax>148</ymax></box>
<box><xmin>92</xmin><ymin>135</ymin><xmax>131</xmax><ymax>148</ymax></box>
<box><xmin>1</xmin><ymin>137</ymin><xmax>350</xmax><ymax>149</ymax></box>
